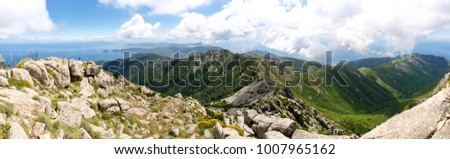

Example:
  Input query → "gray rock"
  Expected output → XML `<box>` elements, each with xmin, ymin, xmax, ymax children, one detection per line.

<box><xmin>175</xmin><ymin>93</ymin><xmax>183</xmax><ymax>99</ymax></box>
<box><xmin>79</xmin><ymin>78</ymin><xmax>94</xmax><ymax>98</ymax></box>
<box><xmin>68</xmin><ymin>60</ymin><xmax>85</xmax><ymax>78</ymax></box>
<box><xmin>432</xmin><ymin>120</ymin><xmax>450</xmax><ymax>139</ymax></box>
<box><xmin>262</xmin><ymin>131</ymin><xmax>289</xmax><ymax>139</ymax></box>
<box><xmin>125</xmin><ymin>108</ymin><xmax>147</xmax><ymax>117</ymax></box>
<box><xmin>186</xmin><ymin>124</ymin><xmax>197</xmax><ymax>134</ymax></box>
<box><xmin>57</xmin><ymin>98</ymin><xmax>95</xmax><ymax>127</ymax></box>
<box><xmin>243</xmin><ymin>124</ymin><xmax>255</xmax><ymax>136</ymax></box>
<box><xmin>39</xmin><ymin>133</ymin><xmax>52</xmax><ymax>139</ymax></box>
<box><xmin>102</xmin><ymin>129</ymin><xmax>116</xmax><ymax>139</ymax></box>
<box><xmin>43</xmin><ymin>59</ymin><xmax>71</xmax><ymax>88</ymax></box>
<box><xmin>243</xmin><ymin>109</ymin><xmax>258</xmax><ymax>126</ymax></box>
<box><xmin>80</xmin><ymin>128</ymin><xmax>92</xmax><ymax>139</ymax></box>
<box><xmin>252</xmin><ymin>122</ymin><xmax>272</xmax><ymax>138</ymax></box>
<box><xmin>85</xmin><ymin>65</ymin><xmax>101</xmax><ymax>76</ymax></box>
<box><xmin>45</xmin><ymin>105</ymin><xmax>58</xmax><ymax>119</ymax></box>
<box><xmin>32</xmin><ymin>122</ymin><xmax>46</xmax><ymax>138</ymax></box>
<box><xmin>292</xmin><ymin>130</ymin><xmax>351</xmax><ymax>139</ymax></box>
<box><xmin>268</xmin><ymin>118</ymin><xmax>296</xmax><ymax>137</ymax></box>
<box><xmin>10</xmin><ymin>68</ymin><xmax>34</xmax><ymax>88</ymax></box>
<box><xmin>0</xmin><ymin>114</ymin><xmax>5</xmax><ymax>126</ymax></box>
<box><xmin>99</xmin><ymin>98</ymin><xmax>131</xmax><ymax>113</ymax></box>
<box><xmin>56</xmin><ymin>129</ymin><xmax>64</xmax><ymax>139</ymax></box>
<box><xmin>204</xmin><ymin>129</ymin><xmax>212</xmax><ymax>138</ymax></box>
<box><xmin>213</xmin><ymin>122</ymin><xmax>240</xmax><ymax>139</ymax></box>
<box><xmin>170</xmin><ymin>128</ymin><xmax>180</xmax><ymax>137</ymax></box>
<box><xmin>23</xmin><ymin>61</ymin><xmax>54</xmax><ymax>86</ymax></box>
<box><xmin>0</xmin><ymin>76</ymin><xmax>9</xmax><ymax>87</ymax></box>
<box><xmin>8</xmin><ymin>122</ymin><xmax>29</xmax><ymax>139</ymax></box>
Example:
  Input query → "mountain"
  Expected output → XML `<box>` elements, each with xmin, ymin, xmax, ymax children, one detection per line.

<box><xmin>361</xmin><ymin>73</ymin><xmax>450</xmax><ymax>139</ymax></box>
<box><xmin>111</xmin><ymin>44</ymin><xmax>223</xmax><ymax>58</ymax></box>
<box><xmin>0</xmin><ymin>57</ymin><xmax>343</xmax><ymax>139</ymax></box>
<box><xmin>101</xmin><ymin>49</ymin><xmax>450</xmax><ymax>136</ymax></box>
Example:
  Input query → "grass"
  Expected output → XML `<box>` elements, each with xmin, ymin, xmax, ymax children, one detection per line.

<box><xmin>0</xmin><ymin>124</ymin><xmax>11</xmax><ymax>139</ymax></box>
<box><xmin>17</xmin><ymin>61</ymin><xmax>26</xmax><ymax>68</ymax></box>
<box><xmin>81</xmin><ymin>119</ymin><xmax>101</xmax><ymax>139</ymax></box>
<box><xmin>32</xmin><ymin>95</ymin><xmax>40</xmax><ymax>101</ymax></box>
<box><xmin>35</xmin><ymin>114</ymin><xmax>60</xmax><ymax>133</ymax></box>
<box><xmin>8</xmin><ymin>78</ymin><xmax>32</xmax><ymax>89</ymax></box>
<box><xmin>47</xmin><ymin>69</ymin><xmax>56</xmax><ymax>78</ymax></box>
<box><xmin>51</xmin><ymin>98</ymin><xmax>58</xmax><ymax>110</ymax></box>
<box><xmin>0</xmin><ymin>104</ymin><xmax>14</xmax><ymax>117</ymax></box>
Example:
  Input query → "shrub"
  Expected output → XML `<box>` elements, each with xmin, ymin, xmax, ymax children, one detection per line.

<box><xmin>8</xmin><ymin>78</ymin><xmax>32</xmax><ymax>89</ymax></box>
<box><xmin>32</xmin><ymin>95</ymin><xmax>40</xmax><ymax>101</ymax></box>
<box><xmin>17</xmin><ymin>61</ymin><xmax>26</xmax><ymax>68</ymax></box>
<box><xmin>35</xmin><ymin>114</ymin><xmax>59</xmax><ymax>133</ymax></box>
<box><xmin>0</xmin><ymin>124</ymin><xmax>11</xmax><ymax>139</ymax></box>
<box><xmin>198</xmin><ymin>119</ymin><xmax>223</xmax><ymax>129</ymax></box>
<box><xmin>0</xmin><ymin>104</ymin><xmax>14</xmax><ymax>117</ymax></box>
<box><xmin>51</xmin><ymin>98</ymin><xmax>58</xmax><ymax>110</ymax></box>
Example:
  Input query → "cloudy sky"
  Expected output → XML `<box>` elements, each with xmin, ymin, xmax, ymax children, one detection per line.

<box><xmin>0</xmin><ymin>0</ymin><xmax>449</xmax><ymax>59</ymax></box>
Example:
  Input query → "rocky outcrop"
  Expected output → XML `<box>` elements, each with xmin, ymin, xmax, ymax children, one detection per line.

<box><xmin>10</xmin><ymin>68</ymin><xmax>34</xmax><ymax>87</ymax></box>
<box><xmin>362</xmin><ymin>86</ymin><xmax>450</xmax><ymax>139</ymax></box>
<box><xmin>8</xmin><ymin>122</ymin><xmax>29</xmax><ymax>139</ymax></box>
<box><xmin>57</xmin><ymin>98</ymin><xmax>95</xmax><ymax>127</ymax></box>
<box><xmin>98</xmin><ymin>98</ymin><xmax>131</xmax><ymax>113</ymax></box>
<box><xmin>0</xmin><ymin>76</ymin><xmax>8</xmax><ymax>87</ymax></box>
<box><xmin>262</xmin><ymin>131</ymin><xmax>289</xmax><ymax>139</ymax></box>
<box><xmin>224</xmin><ymin>80</ymin><xmax>276</xmax><ymax>105</ymax></box>
<box><xmin>23</xmin><ymin>61</ymin><xmax>54</xmax><ymax>86</ymax></box>
<box><xmin>213</xmin><ymin>122</ymin><xmax>240</xmax><ymax>139</ymax></box>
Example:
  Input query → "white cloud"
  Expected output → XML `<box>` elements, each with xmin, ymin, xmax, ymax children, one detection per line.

<box><xmin>115</xmin><ymin>14</ymin><xmax>161</xmax><ymax>39</ymax></box>
<box><xmin>169</xmin><ymin>0</ymin><xmax>450</xmax><ymax>58</ymax></box>
<box><xmin>99</xmin><ymin>0</ymin><xmax>211</xmax><ymax>15</ymax></box>
<box><xmin>0</xmin><ymin>0</ymin><xmax>56</xmax><ymax>39</ymax></box>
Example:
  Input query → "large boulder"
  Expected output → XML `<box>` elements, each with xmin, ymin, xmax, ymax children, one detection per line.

<box><xmin>0</xmin><ymin>76</ymin><xmax>8</xmax><ymax>87</ymax></box>
<box><xmin>98</xmin><ymin>98</ymin><xmax>131</xmax><ymax>113</ymax></box>
<box><xmin>8</xmin><ymin>122</ymin><xmax>29</xmax><ymax>139</ymax></box>
<box><xmin>268</xmin><ymin>118</ymin><xmax>296</xmax><ymax>137</ymax></box>
<box><xmin>57</xmin><ymin>98</ymin><xmax>95</xmax><ymax>127</ymax></box>
<box><xmin>79</xmin><ymin>78</ymin><xmax>94</xmax><ymax>98</ymax></box>
<box><xmin>213</xmin><ymin>122</ymin><xmax>240</xmax><ymax>139</ymax></box>
<box><xmin>68</xmin><ymin>60</ymin><xmax>85</xmax><ymax>78</ymax></box>
<box><xmin>43</xmin><ymin>58</ymin><xmax>71</xmax><ymax>88</ymax></box>
<box><xmin>23</xmin><ymin>61</ymin><xmax>54</xmax><ymax>86</ymax></box>
<box><xmin>85</xmin><ymin>63</ymin><xmax>101</xmax><ymax>76</ymax></box>
<box><xmin>262</xmin><ymin>131</ymin><xmax>289</xmax><ymax>139</ymax></box>
<box><xmin>292</xmin><ymin>130</ymin><xmax>351</xmax><ymax>139</ymax></box>
<box><xmin>9</xmin><ymin>68</ymin><xmax>34</xmax><ymax>88</ymax></box>
<box><xmin>243</xmin><ymin>109</ymin><xmax>258</xmax><ymax>126</ymax></box>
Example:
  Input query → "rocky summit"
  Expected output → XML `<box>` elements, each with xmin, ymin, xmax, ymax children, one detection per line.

<box><xmin>0</xmin><ymin>57</ymin><xmax>344</xmax><ymax>139</ymax></box>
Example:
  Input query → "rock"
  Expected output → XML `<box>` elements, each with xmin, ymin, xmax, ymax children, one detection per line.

<box><xmin>79</xmin><ymin>78</ymin><xmax>94</xmax><ymax>98</ymax></box>
<box><xmin>243</xmin><ymin>109</ymin><xmax>258</xmax><ymax>126</ymax></box>
<box><xmin>204</xmin><ymin>129</ymin><xmax>212</xmax><ymax>138</ymax></box>
<box><xmin>0</xmin><ymin>114</ymin><xmax>5</xmax><ymax>126</ymax></box>
<box><xmin>45</xmin><ymin>105</ymin><xmax>58</xmax><ymax>119</ymax></box>
<box><xmin>39</xmin><ymin>133</ymin><xmax>52</xmax><ymax>139</ymax></box>
<box><xmin>175</xmin><ymin>93</ymin><xmax>183</xmax><ymax>99</ymax></box>
<box><xmin>0</xmin><ymin>69</ymin><xmax>8</xmax><ymax>78</ymax></box>
<box><xmin>94</xmin><ymin>71</ymin><xmax>115</xmax><ymax>88</ymax></box>
<box><xmin>262</xmin><ymin>131</ymin><xmax>289</xmax><ymax>139</ymax></box>
<box><xmin>186</xmin><ymin>124</ymin><xmax>197</xmax><ymax>134</ymax></box>
<box><xmin>225</xmin><ymin>136</ymin><xmax>256</xmax><ymax>139</ymax></box>
<box><xmin>56</xmin><ymin>129</ymin><xmax>64</xmax><ymax>139</ymax></box>
<box><xmin>252</xmin><ymin>122</ymin><xmax>272</xmax><ymax>138</ymax></box>
<box><xmin>268</xmin><ymin>118</ymin><xmax>296</xmax><ymax>137</ymax></box>
<box><xmin>68</xmin><ymin>60</ymin><xmax>85</xmax><ymax>78</ymax></box>
<box><xmin>291</xmin><ymin>130</ymin><xmax>351</xmax><ymax>139</ymax></box>
<box><xmin>99</xmin><ymin>98</ymin><xmax>131</xmax><ymax>113</ymax></box>
<box><xmin>119</xmin><ymin>133</ymin><xmax>132</xmax><ymax>139</ymax></box>
<box><xmin>57</xmin><ymin>98</ymin><xmax>95</xmax><ymax>127</ymax></box>
<box><xmin>102</xmin><ymin>129</ymin><xmax>116</xmax><ymax>139</ymax></box>
<box><xmin>43</xmin><ymin>58</ymin><xmax>71</xmax><ymax>88</ymax></box>
<box><xmin>432</xmin><ymin>120</ymin><xmax>450</xmax><ymax>139</ymax></box>
<box><xmin>0</xmin><ymin>89</ymin><xmax>45</xmax><ymax>117</ymax></box>
<box><xmin>0</xmin><ymin>76</ymin><xmax>9</xmax><ymax>87</ymax></box>
<box><xmin>80</xmin><ymin>128</ymin><xmax>92</xmax><ymax>139</ymax></box>
<box><xmin>362</xmin><ymin>87</ymin><xmax>450</xmax><ymax>139</ymax></box>
<box><xmin>10</xmin><ymin>68</ymin><xmax>34</xmax><ymax>88</ymax></box>
<box><xmin>243</xmin><ymin>124</ymin><xmax>255</xmax><ymax>136</ymax></box>
<box><xmin>85</xmin><ymin>65</ymin><xmax>101</xmax><ymax>76</ymax></box>
<box><xmin>125</xmin><ymin>108</ymin><xmax>147</xmax><ymax>117</ymax></box>
<box><xmin>213</xmin><ymin>122</ymin><xmax>240</xmax><ymax>139</ymax></box>
<box><xmin>23</xmin><ymin>61</ymin><xmax>54</xmax><ymax>86</ymax></box>
<box><xmin>8</xmin><ymin>122</ymin><xmax>29</xmax><ymax>139</ymax></box>
<box><xmin>32</xmin><ymin>122</ymin><xmax>46</xmax><ymax>137</ymax></box>
<box><xmin>170</xmin><ymin>128</ymin><xmax>180</xmax><ymax>137</ymax></box>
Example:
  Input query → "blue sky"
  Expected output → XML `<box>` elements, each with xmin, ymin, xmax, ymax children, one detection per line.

<box><xmin>0</xmin><ymin>0</ymin><xmax>449</xmax><ymax>60</ymax></box>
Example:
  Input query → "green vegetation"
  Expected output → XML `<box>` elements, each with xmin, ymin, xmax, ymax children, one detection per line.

<box><xmin>8</xmin><ymin>78</ymin><xmax>32</xmax><ymax>89</ymax></box>
<box><xmin>17</xmin><ymin>61</ymin><xmax>26</xmax><ymax>68</ymax></box>
<box><xmin>0</xmin><ymin>104</ymin><xmax>14</xmax><ymax>117</ymax></box>
<box><xmin>47</xmin><ymin>69</ymin><xmax>56</xmax><ymax>78</ymax></box>
<box><xmin>32</xmin><ymin>95</ymin><xmax>40</xmax><ymax>101</ymax></box>
<box><xmin>81</xmin><ymin>120</ymin><xmax>101</xmax><ymax>139</ymax></box>
<box><xmin>35</xmin><ymin>114</ymin><xmax>61</xmax><ymax>133</ymax></box>
<box><xmin>0</xmin><ymin>124</ymin><xmax>11</xmax><ymax>139</ymax></box>
<box><xmin>104</xmin><ymin>50</ymin><xmax>450</xmax><ymax>135</ymax></box>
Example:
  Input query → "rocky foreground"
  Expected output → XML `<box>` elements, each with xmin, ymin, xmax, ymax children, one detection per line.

<box><xmin>0</xmin><ymin>57</ymin><xmax>343</xmax><ymax>139</ymax></box>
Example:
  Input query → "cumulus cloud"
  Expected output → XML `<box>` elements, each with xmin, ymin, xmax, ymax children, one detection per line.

<box><xmin>115</xmin><ymin>14</ymin><xmax>161</xmax><ymax>39</ymax></box>
<box><xmin>0</xmin><ymin>0</ymin><xmax>55</xmax><ymax>39</ymax></box>
<box><xmin>169</xmin><ymin>0</ymin><xmax>450</xmax><ymax>58</ymax></box>
<box><xmin>98</xmin><ymin>0</ymin><xmax>211</xmax><ymax>15</ymax></box>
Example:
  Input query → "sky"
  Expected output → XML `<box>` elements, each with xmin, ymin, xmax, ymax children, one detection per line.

<box><xmin>0</xmin><ymin>0</ymin><xmax>449</xmax><ymax>60</ymax></box>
